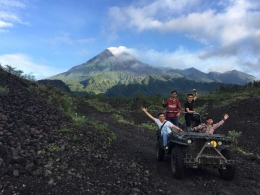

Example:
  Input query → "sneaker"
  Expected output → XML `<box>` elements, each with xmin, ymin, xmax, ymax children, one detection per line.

<box><xmin>164</xmin><ymin>145</ymin><xmax>169</xmax><ymax>150</ymax></box>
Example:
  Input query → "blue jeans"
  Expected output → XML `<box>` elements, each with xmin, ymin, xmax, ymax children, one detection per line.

<box><xmin>161</xmin><ymin>131</ymin><xmax>170</xmax><ymax>147</ymax></box>
<box><xmin>166</xmin><ymin>117</ymin><xmax>179</xmax><ymax>127</ymax></box>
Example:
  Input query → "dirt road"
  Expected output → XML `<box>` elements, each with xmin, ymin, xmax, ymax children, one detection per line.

<box><xmin>82</xmin><ymin>104</ymin><xmax>260</xmax><ymax>195</ymax></box>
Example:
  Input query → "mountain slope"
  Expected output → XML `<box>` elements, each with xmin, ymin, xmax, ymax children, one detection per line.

<box><xmin>212</xmin><ymin>70</ymin><xmax>257</xmax><ymax>85</ymax></box>
<box><xmin>105</xmin><ymin>76</ymin><xmax>225</xmax><ymax>97</ymax></box>
<box><xmin>49</xmin><ymin>49</ymin><xmax>164</xmax><ymax>94</ymax></box>
<box><xmin>48</xmin><ymin>48</ymin><xmax>257</xmax><ymax>95</ymax></box>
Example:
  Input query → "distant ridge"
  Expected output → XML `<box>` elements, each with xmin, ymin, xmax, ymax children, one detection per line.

<box><xmin>48</xmin><ymin>48</ymin><xmax>257</xmax><ymax>95</ymax></box>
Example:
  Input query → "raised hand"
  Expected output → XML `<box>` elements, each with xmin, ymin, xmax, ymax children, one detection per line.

<box><xmin>223</xmin><ymin>114</ymin><xmax>229</xmax><ymax>120</ymax></box>
<box><xmin>141</xmin><ymin>107</ymin><xmax>147</xmax><ymax>112</ymax></box>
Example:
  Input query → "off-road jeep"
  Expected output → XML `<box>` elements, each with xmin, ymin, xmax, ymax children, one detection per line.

<box><xmin>156</xmin><ymin>114</ymin><xmax>236</xmax><ymax>180</ymax></box>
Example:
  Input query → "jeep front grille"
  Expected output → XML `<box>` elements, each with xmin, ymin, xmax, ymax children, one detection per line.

<box><xmin>201</xmin><ymin>147</ymin><xmax>220</xmax><ymax>157</ymax></box>
<box><xmin>193</xmin><ymin>139</ymin><xmax>206</xmax><ymax>155</ymax></box>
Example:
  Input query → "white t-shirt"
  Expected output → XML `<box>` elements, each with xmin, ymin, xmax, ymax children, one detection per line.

<box><xmin>154</xmin><ymin>118</ymin><xmax>173</xmax><ymax>134</ymax></box>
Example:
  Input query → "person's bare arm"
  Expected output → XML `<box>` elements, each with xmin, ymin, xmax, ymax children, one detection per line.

<box><xmin>172</xmin><ymin>124</ymin><xmax>183</xmax><ymax>132</ymax></box>
<box><xmin>193</xmin><ymin>89</ymin><xmax>198</xmax><ymax>101</ymax></box>
<box><xmin>212</xmin><ymin>114</ymin><xmax>229</xmax><ymax>129</ymax></box>
<box><xmin>141</xmin><ymin>107</ymin><xmax>155</xmax><ymax>121</ymax></box>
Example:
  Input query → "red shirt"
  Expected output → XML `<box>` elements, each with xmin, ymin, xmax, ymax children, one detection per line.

<box><xmin>162</xmin><ymin>98</ymin><xmax>182</xmax><ymax>118</ymax></box>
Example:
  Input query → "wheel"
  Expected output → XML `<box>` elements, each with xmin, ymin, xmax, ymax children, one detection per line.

<box><xmin>218</xmin><ymin>149</ymin><xmax>236</xmax><ymax>180</ymax></box>
<box><xmin>156</xmin><ymin>139</ymin><xmax>165</xmax><ymax>161</ymax></box>
<box><xmin>171</xmin><ymin>146</ymin><xmax>185</xmax><ymax>179</ymax></box>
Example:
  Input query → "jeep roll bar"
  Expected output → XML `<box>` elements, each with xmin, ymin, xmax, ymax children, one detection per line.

<box><xmin>165</xmin><ymin>111</ymin><xmax>202</xmax><ymax>133</ymax></box>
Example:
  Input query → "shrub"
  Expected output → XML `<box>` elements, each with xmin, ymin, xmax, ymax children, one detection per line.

<box><xmin>60</xmin><ymin>128</ymin><xmax>70</xmax><ymax>133</ymax></box>
<box><xmin>72</xmin><ymin>134</ymin><xmax>81</xmax><ymax>142</ymax></box>
<box><xmin>48</xmin><ymin>143</ymin><xmax>59</xmax><ymax>152</ymax></box>
<box><xmin>0</xmin><ymin>86</ymin><xmax>9</xmax><ymax>96</ymax></box>
<box><xmin>228</xmin><ymin>130</ymin><xmax>242</xmax><ymax>147</ymax></box>
<box><xmin>107</xmin><ymin>132</ymin><xmax>117</xmax><ymax>145</ymax></box>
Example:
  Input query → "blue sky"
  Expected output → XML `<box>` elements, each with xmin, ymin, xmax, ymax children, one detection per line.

<box><xmin>0</xmin><ymin>0</ymin><xmax>260</xmax><ymax>79</ymax></box>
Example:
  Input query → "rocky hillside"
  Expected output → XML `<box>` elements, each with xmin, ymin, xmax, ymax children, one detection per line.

<box><xmin>1</xmin><ymin>69</ymin><xmax>260</xmax><ymax>195</ymax></box>
<box><xmin>208</xmin><ymin>98</ymin><xmax>260</xmax><ymax>155</ymax></box>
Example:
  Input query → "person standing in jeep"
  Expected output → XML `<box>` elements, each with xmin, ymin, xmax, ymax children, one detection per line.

<box><xmin>184</xmin><ymin>89</ymin><xmax>200</xmax><ymax>128</ymax></box>
<box><xmin>141</xmin><ymin>107</ymin><xmax>183</xmax><ymax>149</ymax></box>
<box><xmin>162</xmin><ymin>90</ymin><xmax>182</xmax><ymax>127</ymax></box>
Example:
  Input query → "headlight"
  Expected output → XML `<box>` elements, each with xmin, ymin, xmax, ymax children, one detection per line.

<box><xmin>210</xmin><ymin>141</ymin><xmax>217</xmax><ymax>147</ymax></box>
<box><xmin>187</xmin><ymin>139</ymin><xmax>193</xmax><ymax>144</ymax></box>
<box><xmin>218</xmin><ymin>141</ymin><xmax>223</xmax><ymax>146</ymax></box>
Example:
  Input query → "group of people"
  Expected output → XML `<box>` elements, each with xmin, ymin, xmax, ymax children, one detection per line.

<box><xmin>142</xmin><ymin>89</ymin><xmax>229</xmax><ymax>150</ymax></box>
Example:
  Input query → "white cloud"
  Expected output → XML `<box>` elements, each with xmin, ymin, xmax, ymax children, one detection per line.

<box><xmin>107</xmin><ymin>0</ymin><xmax>260</xmax><ymax>78</ymax></box>
<box><xmin>0</xmin><ymin>0</ymin><xmax>26</xmax><ymax>8</ymax></box>
<box><xmin>0</xmin><ymin>0</ymin><xmax>28</xmax><ymax>32</ymax></box>
<box><xmin>108</xmin><ymin>46</ymin><xmax>131</xmax><ymax>56</ymax></box>
<box><xmin>0</xmin><ymin>53</ymin><xmax>66</xmax><ymax>79</ymax></box>
<box><xmin>0</xmin><ymin>20</ymin><xmax>13</xmax><ymax>28</ymax></box>
<box><xmin>106</xmin><ymin>46</ymin><xmax>258</xmax><ymax>78</ymax></box>
<box><xmin>108</xmin><ymin>0</ymin><xmax>260</xmax><ymax>54</ymax></box>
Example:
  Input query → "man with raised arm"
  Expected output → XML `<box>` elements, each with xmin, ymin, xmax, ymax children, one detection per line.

<box><xmin>184</xmin><ymin>89</ymin><xmax>200</xmax><ymax>128</ymax></box>
<box><xmin>141</xmin><ymin>107</ymin><xmax>183</xmax><ymax>150</ymax></box>
<box><xmin>191</xmin><ymin>114</ymin><xmax>229</xmax><ymax>134</ymax></box>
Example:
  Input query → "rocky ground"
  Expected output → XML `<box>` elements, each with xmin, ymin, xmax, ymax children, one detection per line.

<box><xmin>0</xmin><ymin>71</ymin><xmax>260</xmax><ymax>195</ymax></box>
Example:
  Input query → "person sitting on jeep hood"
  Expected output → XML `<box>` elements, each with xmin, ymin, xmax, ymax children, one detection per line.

<box><xmin>191</xmin><ymin>114</ymin><xmax>229</xmax><ymax>134</ymax></box>
<box><xmin>141</xmin><ymin>107</ymin><xmax>183</xmax><ymax>149</ymax></box>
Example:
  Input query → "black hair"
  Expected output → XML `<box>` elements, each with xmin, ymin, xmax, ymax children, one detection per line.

<box><xmin>158</xmin><ymin>113</ymin><xmax>165</xmax><ymax>117</ymax></box>
<box><xmin>171</xmin><ymin>90</ymin><xmax>177</xmax><ymax>94</ymax></box>
<box><xmin>187</xmin><ymin>93</ymin><xmax>193</xmax><ymax>97</ymax></box>
<box><xmin>206</xmin><ymin>116</ymin><xmax>213</xmax><ymax>120</ymax></box>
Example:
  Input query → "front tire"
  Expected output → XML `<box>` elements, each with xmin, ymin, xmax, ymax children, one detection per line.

<box><xmin>156</xmin><ymin>140</ymin><xmax>165</xmax><ymax>161</ymax></box>
<box><xmin>171</xmin><ymin>146</ymin><xmax>185</xmax><ymax>179</ymax></box>
<box><xmin>218</xmin><ymin>149</ymin><xmax>236</xmax><ymax>180</ymax></box>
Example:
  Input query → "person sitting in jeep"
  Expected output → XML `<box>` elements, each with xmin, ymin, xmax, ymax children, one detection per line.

<box><xmin>141</xmin><ymin>107</ymin><xmax>183</xmax><ymax>149</ymax></box>
<box><xmin>191</xmin><ymin>114</ymin><xmax>229</xmax><ymax>134</ymax></box>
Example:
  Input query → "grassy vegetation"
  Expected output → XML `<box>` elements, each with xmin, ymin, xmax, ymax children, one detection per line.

<box><xmin>138</xmin><ymin>123</ymin><xmax>157</xmax><ymax>131</ymax></box>
<box><xmin>227</xmin><ymin>130</ymin><xmax>259</xmax><ymax>158</ymax></box>
<box><xmin>0</xmin><ymin>86</ymin><xmax>9</xmax><ymax>96</ymax></box>
<box><xmin>48</xmin><ymin>143</ymin><xmax>59</xmax><ymax>152</ymax></box>
<box><xmin>72</xmin><ymin>115</ymin><xmax>88</xmax><ymax>127</ymax></box>
<box><xmin>84</xmin><ymin>98</ymin><xmax>115</xmax><ymax>112</ymax></box>
<box><xmin>28</xmin><ymin>84</ymin><xmax>79</xmax><ymax>120</ymax></box>
<box><xmin>111</xmin><ymin>113</ymin><xmax>134</xmax><ymax>125</ymax></box>
<box><xmin>0</xmin><ymin>64</ymin><xmax>36</xmax><ymax>81</ymax></box>
<box><xmin>87</xmin><ymin>119</ymin><xmax>108</xmax><ymax>130</ymax></box>
<box><xmin>107</xmin><ymin>132</ymin><xmax>117</xmax><ymax>145</ymax></box>
<box><xmin>228</xmin><ymin>130</ymin><xmax>242</xmax><ymax>148</ymax></box>
<box><xmin>59</xmin><ymin>128</ymin><xmax>70</xmax><ymax>134</ymax></box>
<box><xmin>194</xmin><ymin>82</ymin><xmax>260</xmax><ymax>108</ymax></box>
<box><xmin>72</xmin><ymin>134</ymin><xmax>81</xmax><ymax>142</ymax></box>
